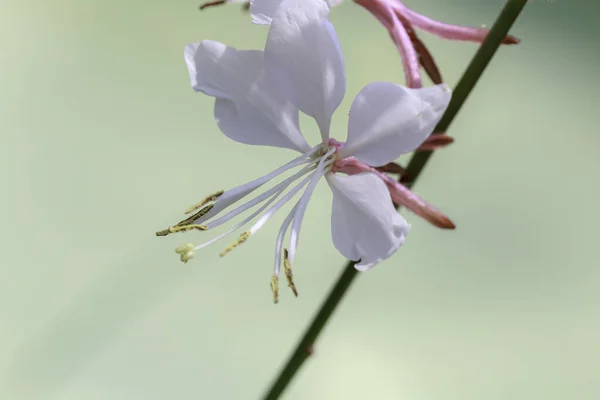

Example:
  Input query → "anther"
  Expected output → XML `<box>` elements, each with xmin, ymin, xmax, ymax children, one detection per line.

<box><xmin>156</xmin><ymin>224</ymin><xmax>208</xmax><ymax>237</ymax></box>
<box><xmin>184</xmin><ymin>191</ymin><xmax>224</xmax><ymax>214</ymax></box>
<box><xmin>175</xmin><ymin>243</ymin><xmax>195</xmax><ymax>263</ymax></box>
<box><xmin>219</xmin><ymin>231</ymin><xmax>250</xmax><ymax>257</ymax></box>
<box><xmin>155</xmin><ymin>204</ymin><xmax>214</xmax><ymax>237</ymax></box>
<box><xmin>283</xmin><ymin>249</ymin><xmax>298</xmax><ymax>297</ymax></box>
<box><xmin>270</xmin><ymin>275</ymin><xmax>279</xmax><ymax>304</ymax></box>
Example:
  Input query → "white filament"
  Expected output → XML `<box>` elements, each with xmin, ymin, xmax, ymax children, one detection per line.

<box><xmin>194</xmin><ymin>186</ymin><xmax>285</xmax><ymax>251</ymax></box>
<box><xmin>287</xmin><ymin>147</ymin><xmax>336</xmax><ymax>264</ymax></box>
<box><xmin>184</xmin><ymin>144</ymin><xmax>337</xmax><ymax>264</ymax></box>
<box><xmin>273</xmin><ymin>202</ymin><xmax>298</xmax><ymax>278</ymax></box>
<box><xmin>205</xmin><ymin>162</ymin><xmax>318</xmax><ymax>229</ymax></box>
<box><xmin>248</xmin><ymin>173</ymin><xmax>313</xmax><ymax>235</ymax></box>
<box><xmin>192</xmin><ymin>145</ymin><xmax>320</xmax><ymax>225</ymax></box>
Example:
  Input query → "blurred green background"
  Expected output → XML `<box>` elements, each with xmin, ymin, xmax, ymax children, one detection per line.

<box><xmin>1</xmin><ymin>0</ymin><xmax>599</xmax><ymax>399</ymax></box>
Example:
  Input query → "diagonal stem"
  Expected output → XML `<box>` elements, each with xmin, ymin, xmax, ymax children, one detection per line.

<box><xmin>261</xmin><ymin>1</ymin><xmax>528</xmax><ymax>399</ymax></box>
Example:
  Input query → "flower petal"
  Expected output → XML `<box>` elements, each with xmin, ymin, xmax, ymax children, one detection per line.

<box><xmin>326</xmin><ymin>172</ymin><xmax>410</xmax><ymax>271</ymax></box>
<box><xmin>340</xmin><ymin>82</ymin><xmax>451</xmax><ymax>166</ymax></box>
<box><xmin>249</xmin><ymin>0</ymin><xmax>283</xmax><ymax>25</ymax></box>
<box><xmin>264</xmin><ymin>0</ymin><xmax>346</xmax><ymax>141</ymax></box>
<box><xmin>250</xmin><ymin>0</ymin><xmax>343</xmax><ymax>25</ymax></box>
<box><xmin>184</xmin><ymin>40</ymin><xmax>311</xmax><ymax>152</ymax></box>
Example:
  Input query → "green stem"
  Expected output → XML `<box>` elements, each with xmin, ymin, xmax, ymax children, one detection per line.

<box><xmin>261</xmin><ymin>1</ymin><xmax>528</xmax><ymax>398</ymax></box>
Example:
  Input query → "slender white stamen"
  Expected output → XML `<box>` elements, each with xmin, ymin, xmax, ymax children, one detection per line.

<box><xmin>172</xmin><ymin>145</ymin><xmax>337</xmax><ymax>266</ymax></box>
<box><xmin>274</xmin><ymin>154</ymin><xmax>336</xmax><ymax>276</ymax></box>
<box><xmin>274</xmin><ymin>203</ymin><xmax>298</xmax><ymax>278</ymax></box>
<box><xmin>287</xmin><ymin>147</ymin><xmax>336</xmax><ymax>264</ymax></box>
<box><xmin>205</xmin><ymin>162</ymin><xmax>318</xmax><ymax>230</ymax></box>
<box><xmin>198</xmin><ymin>172</ymin><xmax>313</xmax><ymax>254</ymax></box>
<box><xmin>248</xmin><ymin>173</ymin><xmax>314</xmax><ymax>236</ymax></box>
<box><xmin>192</xmin><ymin>145</ymin><xmax>321</xmax><ymax>225</ymax></box>
<box><xmin>194</xmin><ymin>187</ymin><xmax>284</xmax><ymax>251</ymax></box>
<box><xmin>193</xmin><ymin>166</ymin><xmax>315</xmax><ymax>251</ymax></box>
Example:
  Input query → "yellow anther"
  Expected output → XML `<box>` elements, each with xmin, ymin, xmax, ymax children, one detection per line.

<box><xmin>219</xmin><ymin>231</ymin><xmax>250</xmax><ymax>257</ymax></box>
<box><xmin>155</xmin><ymin>224</ymin><xmax>208</xmax><ymax>237</ymax></box>
<box><xmin>155</xmin><ymin>204</ymin><xmax>213</xmax><ymax>237</ymax></box>
<box><xmin>176</xmin><ymin>204</ymin><xmax>214</xmax><ymax>226</ymax></box>
<box><xmin>175</xmin><ymin>243</ymin><xmax>195</xmax><ymax>263</ymax></box>
<box><xmin>184</xmin><ymin>190</ymin><xmax>224</xmax><ymax>214</ymax></box>
<box><xmin>283</xmin><ymin>249</ymin><xmax>298</xmax><ymax>297</ymax></box>
<box><xmin>270</xmin><ymin>275</ymin><xmax>279</xmax><ymax>304</ymax></box>
<box><xmin>171</xmin><ymin>224</ymin><xmax>208</xmax><ymax>233</ymax></box>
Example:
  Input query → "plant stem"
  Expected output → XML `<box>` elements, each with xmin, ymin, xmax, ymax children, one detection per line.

<box><xmin>261</xmin><ymin>1</ymin><xmax>528</xmax><ymax>398</ymax></box>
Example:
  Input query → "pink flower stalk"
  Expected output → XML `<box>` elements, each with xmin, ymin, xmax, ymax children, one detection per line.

<box><xmin>354</xmin><ymin>0</ymin><xmax>520</xmax><ymax>88</ymax></box>
<box><xmin>329</xmin><ymin>139</ymin><xmax>455</xmax><ymax>230</ymax></box>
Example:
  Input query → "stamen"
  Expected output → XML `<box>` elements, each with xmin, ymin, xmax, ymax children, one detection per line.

<box><xmin>155</xmin><ymin>204</ymin><xmax>213</xmax><ymax>237</ymax></box>
<box><xmin>191</xmin><ymin>145</ymin><xmax>321</xmax><ymax>226</ymax></box>
<box><xmin>287</xmin><ymin>147</ymin><xmax>336</xmax><ymax>264</ymax></box>
<box><xmin>283</xmin><ymin>249</ymin><xmax>298</xmax><ymax>297</ymax></box>
<box><xmin>270</xmin><ymin>274</ymin><xmax>279</xmax><ymax>304</ymax></box>
<box><xmin>166</xmin><ymin>146</ymin><xmax>328</xmax><ymax>265</ymax></box>
<box><xmin>219</xmin><ymin>231</ymin><xmax>250</xmax><ymax>257</ymax></box>
<box><xmin>194</xmin><ymin>183</ymin><xmax>289</xmax><ymax>252</ymax></box>
<box><xmin>248</xmin><ymin>173</ymin><xmax>314</xmax><ymax>236</ymax></box>
<box><xmin>216</xmin><ymin>172</ymin><xmax>313</xmax><ymax>260</ymax></box>
<box><xmin>205</xmin><ymin>163</ymin><xmax>317</xmax><ymax>230</ymax></box>
<box><xmin>184</xmin><ymin>190</ymin><xmax>224</xmax><ymax>214</ymax></box>
<box><xmin>273</xmin><ymin>203</ymin><xmax>298</xmax><ymax>282</ymax></box>
<box><xmin>160</xmin><ymin>224</ymin><xmax>208</xmax><ymax>236</ymax></box>
<box><xmin>178</xmin><ymin>204</ymin><xmax>214</xmax><ymax>226</ymax></box>
<box><xmin>175</xmin><ymin>243</ymin><xmax>195</xmax><ymax>263</ymax></box>
<box><xmin>189</xmin><ymin>166</ymin><xmax>317</xmax><ymax>255</ymax></box>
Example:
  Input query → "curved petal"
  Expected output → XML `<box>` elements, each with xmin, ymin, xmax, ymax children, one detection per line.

<box><xmin>249</xmin><ymin>0</ymin><xmax>283</xmax><ymax>25</ymax></box>
<box><xmin>264</xmin><ymin>0</ymin><xmax>346</xmax><ymax>141</ymax></box>
<box><xmin>250</xmin><ymin>0</ymin><xmax>343</xmax><ymax>25</ymax></box>
<box><xmin>340</xmin><ymin>83</ymin><xmax>451</xmax><ymax>166</ymax></box>
<box><xmin>184</xmin><ymin>40</ymin><xmax>311</xmax><ymax>152</ymax></box>
<box><xmin>326</xmin><ymin>172</ymin><xmax>410</xmax><ymax>271</ymax></box>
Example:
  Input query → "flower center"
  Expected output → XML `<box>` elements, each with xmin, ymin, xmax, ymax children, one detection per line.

<box><xmin>312</xmin><ymin>142</ymin><xmax>339</xmax><ymax>164</ymax></box>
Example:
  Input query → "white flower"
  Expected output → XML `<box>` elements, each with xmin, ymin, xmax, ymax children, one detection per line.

<box><xmin>160</xmin><ymin>0</ymin><xmax>450</xmax><ymax>301</ymax></box>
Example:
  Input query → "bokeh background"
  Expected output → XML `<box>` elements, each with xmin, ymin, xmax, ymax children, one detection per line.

<box><xmin>1</xmin><ymin>0</ymin><xmax>599</xmax><ymax>399</ymax></box>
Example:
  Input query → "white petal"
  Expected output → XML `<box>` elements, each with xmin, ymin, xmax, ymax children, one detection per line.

<box><xmin>249</xmin><ymin>0</ymin><xmax>283</xmax><ymax>25</ymax></box>
<box><xmin>264</xmin><ymin>0</ymin><xmax>346</xmax><ymax>140</ymax></box>
<box><xmin>340</xmin><ymin>83</ymin><xmax>451</xmax><ymax>166</ymax></box>
<box><xmin>326</xmin><ymin>172</ymin><xmax>410</xmax><ymax>271</ymax></box>
<box><xmin>250</xmin><ymin>0</ymin><xmax>343</xmax><ymax>25</ymax></box>
<box><xmin>184</xmin><ymin>40</ymin><xmax>311</xmax><ymax>152</ymax></box>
